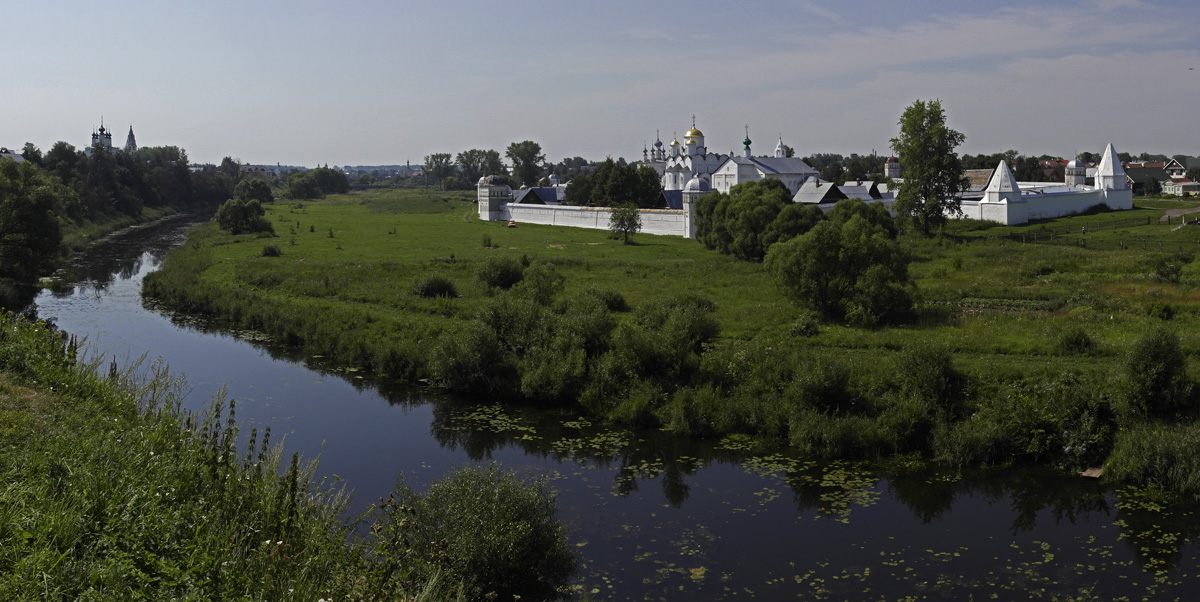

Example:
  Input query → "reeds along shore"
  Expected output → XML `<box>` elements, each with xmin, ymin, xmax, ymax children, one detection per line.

<box><xmin>0</xmin><ymin>311</ymin><xmax>576</xmax><ymax>600</ymax></box>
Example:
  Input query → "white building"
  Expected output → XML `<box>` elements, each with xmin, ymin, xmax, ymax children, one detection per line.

<box><xmin>708</xmin><ymin>132</ymin><xmax>819</xmax><ymax>194</ymax></box>
<box><xmin>958</xmin><ymin>143</ymin><xmax>1132</xmax><ymax>225</ymax></box>
<box><xmin>640</xmin><ymin>117</ymin><xmax>819</xmax><ymax>196</ymax></box>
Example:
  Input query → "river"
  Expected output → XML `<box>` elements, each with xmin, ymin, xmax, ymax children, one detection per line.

<box><xmin>28</xmin><ymin>215</ymin><xmax>1200</xmax><ymax>601</ymax></box>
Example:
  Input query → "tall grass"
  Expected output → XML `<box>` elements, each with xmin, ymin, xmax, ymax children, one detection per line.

<box><xmin>0</xmin><ymin>312</ymin><xmax>575</xmax><ymax>600</ymax></box>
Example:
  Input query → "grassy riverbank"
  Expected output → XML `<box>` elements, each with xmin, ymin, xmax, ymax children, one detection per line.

<box><xmin>0</xmin><ymin>311</ymin><xmax>575</xmax><ymax>600</ymax></box>
<box><xmin>143</xmin><ymin>190</ymin><xmax>1200</xmax><ymax>494</ymax></box>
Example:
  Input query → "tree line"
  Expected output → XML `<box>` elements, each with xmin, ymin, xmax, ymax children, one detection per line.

<box><xmin>1</xmin><ymin>142</ymin><xmax>236</xmax><ymax>287</ymax></box>
<box><xmin>423</xmin><ymin>140</ymin><xmax>546</xmax><ymax>190</ymax></box>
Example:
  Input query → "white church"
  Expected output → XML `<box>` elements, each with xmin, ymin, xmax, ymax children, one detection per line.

<box><xmin>85</xmin><ymin>120</ymin><xmax>137</xmax><ymax>157</ymax></box>
<box><xmin>640</xmin><ymin>116</ymin><xmax>819</xmax><ymax>197</ymax></box>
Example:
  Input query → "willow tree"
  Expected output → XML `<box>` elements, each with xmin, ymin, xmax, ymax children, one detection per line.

<box><xmin>889</xmin><ymin>99</ymin><xmax>968</xmax><ymax>236</ymax></box>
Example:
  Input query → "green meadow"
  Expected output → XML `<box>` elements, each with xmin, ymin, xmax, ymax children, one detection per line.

<box><xmin>144</xmin><ymin>189</ymin><xmax>1200</xmax><ymax>494</ymax></box>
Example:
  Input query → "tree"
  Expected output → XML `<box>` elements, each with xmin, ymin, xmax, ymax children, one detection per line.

<box><xmin>310</xmin><ymin>166</ymin><xmax>349</xmax><ymax>194</ymax></box>
<box><xmin>819</xmin><ymin>162</ymin><xmax>845</xmax><ymax>184</ymax></box>
<box><xmin>698</xmin><ymin>178</ymin><xmax>793</xmax><ymax>261</ymax></box>
<box><xmin>482</xmin><ymin>149</ymin><xmax>504</xmax><ymax>177</ymax></box>
<box><xmin>20</xmin><ymin>143</ymin><xmax>43</xmax><ymax>167</ymax></box>
<box><xmin>352</xmin><ymin>173</ymin><xmax>374</xmax><ymax>189</ymax></box>
<box><xmin>423</xmin><ymin>153</ymin><xmax>454</xmax><ymax>188</ymax></box>
<box><xmin>234</xmin><ymin>178</ymin><xmax>275</xmax><ymax>204</ymax></box>
<box><xmin>609</xmin><ymin>203</ymin><xmax>642</xmax><ymax>244</ymax></box>
<box><xmin>1187</xmin><ymin>167</ymin><xmax>1200</xmax><ymax>183</ymax></box>
<box><xmin>563</xmin><ymin>158</ymin><xmax>662</xmax><ymax>208</ymax></box>
<box><xmin>890</xmin><ymin>99</ymin><xmax>968</xmax><ymax>236</ymax></box>
<box><xmin>44</xmin><ymin>141</ymin><xmax>79</xmax><ymax>185</ymax></box>
<box><xmin>1146</xmin><ymin>176</ymin><xmax>1162</xmax><ymax>196</ymax></box>
<box><xmin>215</xmin><ymin>198</ymin><xmax>273</xmax><ymax>235</ymax></box>
<box><xmin>220</xmin><ymin>156</ymin><xmax>242</xmax><ymax>184</ymax></box>
<box><xmin>1013</xmin><ymin>156</ymin><xmax>1043</xmax><ymax>181</ymax></box>
<box><xmin>765</xmin><ymin>198</ymin><xmax>913</xmax><ymax>326</ymax></box>
<box><xmin>506</xmin><ymin>140</ymin><xmax>545</xmax><ymax>188</ymax></box>
<box><xmin>287</xmin><ymin>172</ymin><xmax>322</xmax><ymax>199</ymax></box>
<box><xmin>455</xmin><ymin>149</ymin><xmax>487</xmax><ymax>183</ymax></box>
<box><xmin>0</xmin><ymin>159</ymin><xmax>62</xmax><ymax>283</ymax></box>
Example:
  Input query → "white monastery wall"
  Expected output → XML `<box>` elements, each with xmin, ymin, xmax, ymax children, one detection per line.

<box><xmin>503</xmin><ymin>204</ymin><xmax>688</xmax><ymax>237</ymax></box>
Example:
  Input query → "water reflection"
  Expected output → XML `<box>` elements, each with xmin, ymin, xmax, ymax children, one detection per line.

<box><xmin>54</xmin><ymin>216</ymin><xmax>199</xmax><ymax>297</ymax></box>
<box><xmin>0</xmin><ymin>281</ymin><xmax>38</xmax><ymax>318</ymax></box>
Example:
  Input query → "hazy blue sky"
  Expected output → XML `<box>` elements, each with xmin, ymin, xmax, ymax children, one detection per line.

<box><xmin>5</xmin><ymin>0</ymin><xmax>1197</xmax><ymax>167</ymax></box>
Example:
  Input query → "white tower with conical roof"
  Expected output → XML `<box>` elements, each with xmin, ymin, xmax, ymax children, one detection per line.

<box><xmin>1096</xmin><ymin>143</ymin><xmax>1127</xmax><ymax>191</ymax></box>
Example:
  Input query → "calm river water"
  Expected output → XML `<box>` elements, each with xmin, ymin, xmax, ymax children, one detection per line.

<box><xmin>28</xmin><ymin>216</ymin><xmax>1200</xmax><ymax>600</ymax></box>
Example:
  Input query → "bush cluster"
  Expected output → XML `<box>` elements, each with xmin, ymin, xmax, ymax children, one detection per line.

<box><xmin>386</xmin><ymin>464</ymin><xmax>576</xmax><ymax>601</ymax></box>
<box><xmin>429</xmin><ymin>280</ymin><xmax>719</xmax><ymax>410</ymax></box>
<box><xmin>410</xmin><ymin>274</ymin><xmax>458</xmax><ymax>298</ymax></box>
<box><xmin>215</xmin><ymin>198</ymin><xmax>274</xmax><ymax>235</ymax></box>
<box><xmin>765</xmin><ymin>199</ymin><xmax>913</xmax><ymax>326</ymax></box>
<box><xmin>477</xmin><ymin>255</ymin><xmax>525</xmax><ymax>289</ymax></box>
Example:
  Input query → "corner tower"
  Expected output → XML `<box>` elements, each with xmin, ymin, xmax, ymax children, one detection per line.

<box><xmin>125</xmin><ymin>125</ymin><xmax>138</xmax><ymax>154</ymax></box>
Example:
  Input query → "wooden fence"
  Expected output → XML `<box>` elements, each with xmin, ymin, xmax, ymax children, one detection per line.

<box><xmin>995</xmin><ymin>215</ymin><xmax>1200</xmax><ymax>252</ymax></box>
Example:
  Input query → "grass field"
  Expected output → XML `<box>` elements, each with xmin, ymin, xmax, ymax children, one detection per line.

<box><xmin>143</xmin><ymin>188</ymin><xmax>1200</xmax><ymax>494</ymax></box>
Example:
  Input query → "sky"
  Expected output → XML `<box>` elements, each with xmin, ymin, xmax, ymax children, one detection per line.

<box><xmin>4</xmin><ymin>0</ymin><xmax>1198</xmax><ymax>167</ymax></box>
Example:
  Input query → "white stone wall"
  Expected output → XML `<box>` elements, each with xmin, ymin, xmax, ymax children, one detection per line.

<box><xmin>503</xmin><ymin>204</ymin><xmax>688</xmax><ymax>237</ymax></box>
<box><xmin>954</xmin><ymin>188</ymin><xmax>1133</xmax><ymax>226</ymax></box>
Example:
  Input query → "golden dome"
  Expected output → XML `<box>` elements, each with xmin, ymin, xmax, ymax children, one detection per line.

<box><xmin>670</xmin><ymin>137</ymin><xmax>681</xmax><ymax>146</ymax></box>
<box><xmin>685</xmin><ymin>127</ymin><xmax>703</xmax><ymax>139</ymax></box>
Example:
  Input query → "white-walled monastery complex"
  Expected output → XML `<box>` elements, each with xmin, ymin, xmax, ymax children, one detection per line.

<box><xmin>478</xmin><ymin>117</ymin><xmax>1133</xmax><ymax>236</ymax></box>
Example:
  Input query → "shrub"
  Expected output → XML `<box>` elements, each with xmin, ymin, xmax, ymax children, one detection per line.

<box><xmin>582</xmin><ymin>287</ymin><xmax>629</xmax><ymax>312</ymax></box>
<box><xmin>1145</xmin><ymin>301</ymin><xmax>1175</xmax><ymax>321</ymax></box>
<box><xmin>1055</xmin><ymin>325</ymin><xmax>1095</xmax><ymax>355</ymax></box>
<box><xmin>1151</xmin><ymin>254</ymin><xmax>1187</xmax><ymax>284</ymax></box>
<box><xmin>933</xmin><ymin>373</ymin><xmax>1115</xmax><ymax>468</ymax></box>
<box><xmin>789</xmin><ymin>312</ymin><xmax>821</xmax><ymax>337</ymax></box>
<box><xmin>428</xmin><ymin>321</ymin><xmax>511</xmax><ymax>394</ymax></box>
<box><xmin>1122</xmin><ymin>327</ymin><xmax>1191</xmax><ymax>418</ymax></box>
<box><xmin>1107</xmin><ymin>423</ymin><xmax>1200</xmax><ymax>497</ymax></box>
<box><xmin>393</xmin><ymin>464</ymin><xmax>577</xmax><ymax>601</ymax></box>
<box><xmin>513</xmin><ymin>262</ymin><xmax>564</xmax><ymax>306</ymax></box>
<box><xmin>261</xmin><ymin>244</ymin><xmax>282</xmax><ymax>257</ymax></box>
<box><xmin>788</xmin><ymin>356</ymin><xmax>855</xmax><ymax>415</ymax></box>
<box><xmin>410</xmin><ymin>274</ymin><xmax>457</xmax><ymax>298</ymax></box>
<box><xmin>477</xmin><ymin>256</ymin><xmax>524</xmax><ymax>289</ymax></box>
<box><xmin>896</xmin><ymin>342</ymin><xmax>965</xmax><ymax>421</ymax></box>
<box><xmin>481</xmin><ymin>233</ymin><xmax>494</xmax><ymax>249</ymax></box>
<box><xmin>615</xmin><ymin>294</ymin><xmax>720</xmax><ymax>384</ymax></box>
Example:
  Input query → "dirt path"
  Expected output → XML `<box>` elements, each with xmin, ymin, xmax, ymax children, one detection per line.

<box><xmin>1156</xmin><ymin>205</ymin><xmax>1200</xmax><ymax>222</ymax></box>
